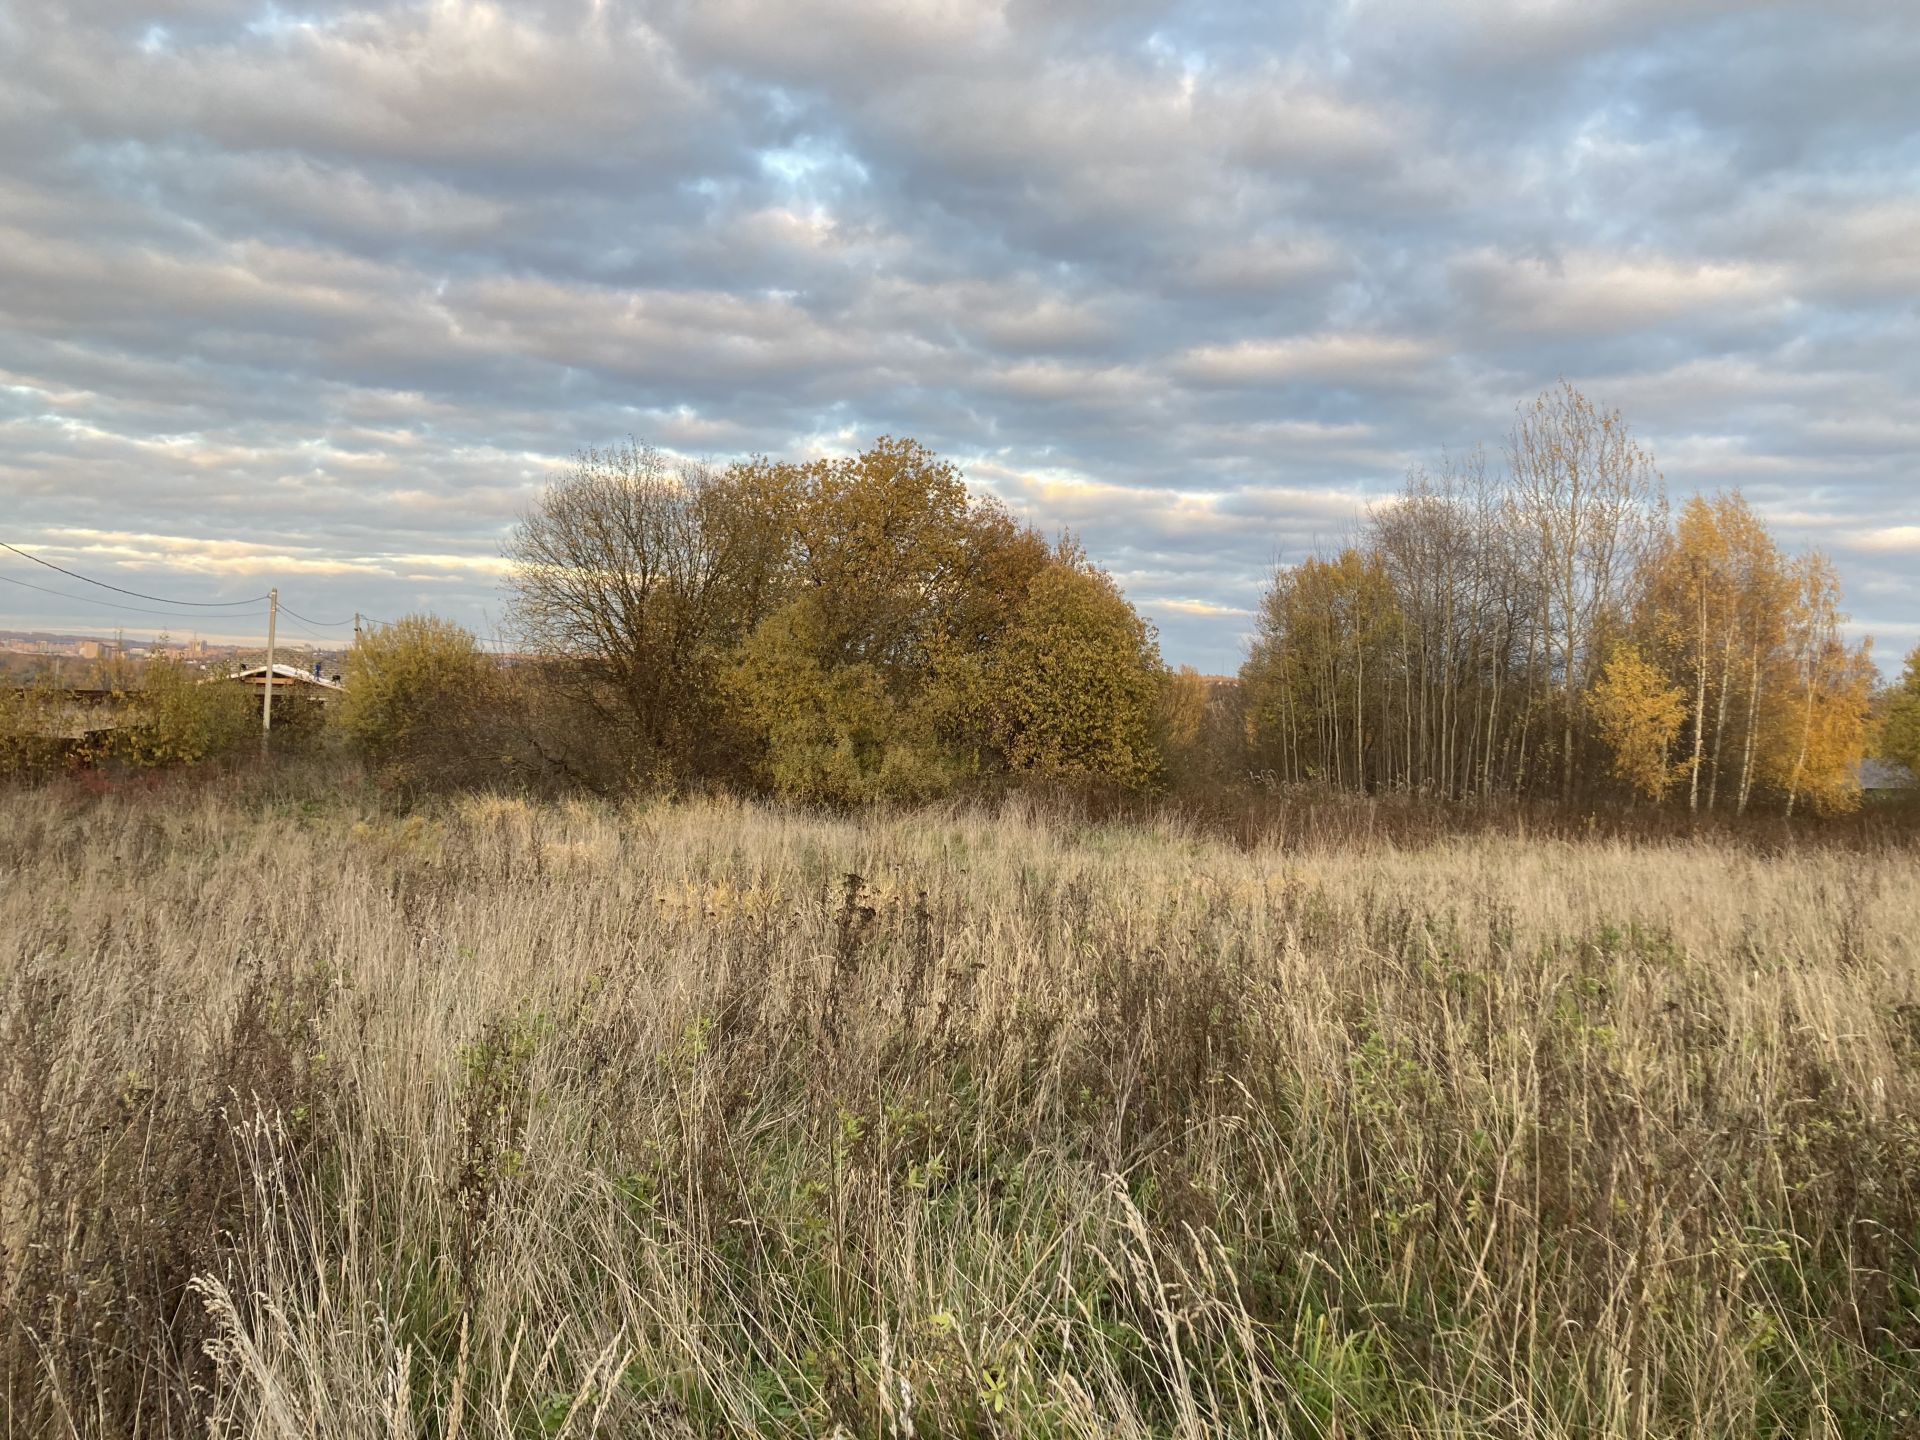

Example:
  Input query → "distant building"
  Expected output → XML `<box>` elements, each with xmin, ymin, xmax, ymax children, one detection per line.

<box><xmin>1858</xmin><ymin>758</ymin><xmax>1917</xmax><ymax>795</ymax></box>
<box><xmin>223</xmin><ymin>663</ymin><xmax>347</xmax><ymax>706</ymax></box>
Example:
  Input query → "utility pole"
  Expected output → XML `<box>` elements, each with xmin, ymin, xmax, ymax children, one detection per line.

<box><xmin>354</xmin><ymin>612</ymin><xmax>362</xmax><ymax>643</ymax></box>
<box><xmin>261</xmin><ymin>586</ymin><xmax>279</xmax><ymax>751</ymax></box>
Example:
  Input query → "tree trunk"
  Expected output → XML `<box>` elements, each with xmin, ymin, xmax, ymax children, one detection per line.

<box><xmin>1706</xmin><ymin>624</ymin><xmax>1735</xmax><ymax>810</ymax></box>
<box><xmin>1688</xmin><ymin>586</ymin><xmax>1707</xmax><ymax>815</ymax></box>
<box><xmin>1736</xmin><ymin>643</ymin><xmax>1762</xmax><ymax>816</ymax></box>
<box><xmin>1786</xmin><ymin>659</ymin><xmax>1815</xmax><ymax>820</ymax></box>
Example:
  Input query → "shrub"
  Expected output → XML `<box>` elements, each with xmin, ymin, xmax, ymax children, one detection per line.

<box><xmin>333</xmin><ymin>615</ymin><xmax>506</xmax><ymax>792</ymax></box>
<box><xmin>0</xmin><ymin>683</ymin><xmax>54</xmax><ymax>778</ymax></box>
<box><xmin>123</xmin><ymin>658</ymin><xmax>260</xmax><ymax>767</ymax></box>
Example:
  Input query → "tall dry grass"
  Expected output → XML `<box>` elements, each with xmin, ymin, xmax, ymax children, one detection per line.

<box><xmin>3</xmin><ymin>775</ymin><xmax>1919</xmax><ymax>1437</ymax></box>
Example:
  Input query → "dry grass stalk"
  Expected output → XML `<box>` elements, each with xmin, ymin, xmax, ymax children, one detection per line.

<box><xmin>2</xmin><ymin>776</ymin><xmax>1918</xmax><ymax>1436</ymax></box>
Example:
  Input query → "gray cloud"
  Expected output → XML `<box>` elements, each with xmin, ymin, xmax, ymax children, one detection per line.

<box><xmin>0</xmin><ymin>0</ymin><xmax>1915</xmax><ymax>672</ymax></box>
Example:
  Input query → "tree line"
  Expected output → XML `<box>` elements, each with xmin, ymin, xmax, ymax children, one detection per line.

<box><xmin>11</xmin><ymin>384</ymin><xmax>1907</xmax><ymax>813</ymax></box>
<box><xmin>331</xmin><ymin>383</ymin><xmax>1905</xmax><ymax>814</ymax></box>
<box><xmin>1239</xmin><ymin>383</ymin><xmax>1890</xmax><ymax>815</ymax></box>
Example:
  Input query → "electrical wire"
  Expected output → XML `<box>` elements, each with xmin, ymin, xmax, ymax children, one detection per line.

<box><xmin>274</xmin><ymin>615</ymin><xmax>330</xmax><ymax>641</ymax></box>
<box><xmin>277</xmin><ymin>614</ymin><xmax>357</xmax><ymax>645</ymax></box>
<box><xmin>2</xmin><ymin>542</ymin><xmax>442</xmax><ymax>650</ymax></box>
<box><xmin>1</xmin><ymin>541</ymin><xmax>272</xmax><ymax>607</ymax></box>
<box><xmin>277</xmin><ymin>601</ymin><xmax>358</xmax><ymax>630</ymax></box>
<box><xmin>0</xmin><ymin>569</ymin><xmax>267</xmax><ymax>622</ymax></box>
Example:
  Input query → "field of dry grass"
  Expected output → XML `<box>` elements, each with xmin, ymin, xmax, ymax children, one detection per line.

<box><xmin>5</xmin><ymin>772</ymin><xmax>1920</xmax><ymax>1437</ymax></box>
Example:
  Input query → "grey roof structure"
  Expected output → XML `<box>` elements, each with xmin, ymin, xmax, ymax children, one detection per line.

<box><xmin>1858</xmin><ymin>758</ymin><xmax>1917</xmax><ymax>791</ymax></box>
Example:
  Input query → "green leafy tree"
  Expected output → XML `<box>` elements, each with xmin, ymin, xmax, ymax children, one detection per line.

<box><xmin>1879</xmin><ymin>646</ymin><xmax>1920</xmax><ymax>775</ymax></box>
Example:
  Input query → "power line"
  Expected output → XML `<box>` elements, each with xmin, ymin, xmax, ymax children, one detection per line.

<box><xmin>0</xmin><ymin>541</ymin><xmax>272</xmax><ymax>607</ymax></box>
<box><xmin>277</xmin><ymin>601</ymin><xmax>357</xmax><ymax>630</ymax></box>
<box><xmin>278</xmin><ymin>614</ymin><xmax>359</xmax><ymax>645</ymax></box>
<box><xmin>0</xmin><ymin>569</ymin><xmax>266</xmax><ymax>622</ymax></box>
<box><xmin>2</xmin><ymin>541</ymin><xmax>417</xmax><ymax>650</ymax></box>
<box><xmin>275</xmin><ymin>614</ymin><xmax>332</xmax><ymax>641</ymax></box>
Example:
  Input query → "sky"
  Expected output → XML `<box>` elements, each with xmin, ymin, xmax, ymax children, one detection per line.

<box><xmin>1</xmin><ymin>0</ymin><xmax>1916</xmax><ymax>672</ymax></box>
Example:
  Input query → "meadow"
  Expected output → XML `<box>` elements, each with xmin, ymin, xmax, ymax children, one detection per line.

<box><xmin>4</xmin><ymin>773</ymin><xmax>1919</xmax><ymax>1437</ymax></box>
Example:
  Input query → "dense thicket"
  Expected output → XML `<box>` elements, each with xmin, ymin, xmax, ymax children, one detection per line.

<box><xmin>493</xmin><ymin>436</ymin><xmax>1169</xmax><ymax>801</ymax></box>
<box><xmin>1240</xmin><ymin>383</ymin><xmax>1881</xmax><ymax>814</ymax></box>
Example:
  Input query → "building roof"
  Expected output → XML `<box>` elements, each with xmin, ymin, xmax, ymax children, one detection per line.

<box><xmin>227</xmin><ymin>663</ymin><xmax>345</xmax><ymax>691</ymax></box>
<box><xmin>1858</xmin><ymin>757</ymin><xmax>1917</xmax><ymax>790</ymax></box>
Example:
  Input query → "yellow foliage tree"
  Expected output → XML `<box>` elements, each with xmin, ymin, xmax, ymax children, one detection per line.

<box><xmin>988</xmin><ymin>560</ymin><xmax>1165</xmax><ymax>790</ymax></box>
<box><xmin>1772</xmin><ymin>553</ymin><xmax>1875</xmax><ymax>816</ymax></box>
<box><xmin>722</xmin><ymin>596</ymin><xmax>952</xmax><ymax>804</ymax></box>
<box><xmin>1242</xmin><ymin>548</ymin><xmax>1401</xmax><ymax>789</ymax></box>
<box><xmin>1159</xmin><ymin>665</ymin><xmax>1211</xmax><ymax>784</ymax></box>
<box><xmin>1637</xmin><ymin>491</ymin><xmax>1793</xmax><ymax>813</ymax></box>
<box><xmin>718</xmin><ymin>438</ymin><xmax>1051</xmax><ymax>800</ymax></box>
<box><xmin>1589</xmin><ymin>646</ymin><xmax>1688</xmax><ymax>801</ymax></box>
<box><xmin>334</xmin><ymin>615</ymin><xmax>502</xmax><ymax>789</ymax></box>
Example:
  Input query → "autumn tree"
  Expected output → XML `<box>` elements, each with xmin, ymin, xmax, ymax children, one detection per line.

<box><xmin>1367</xmin><ymin>451</ymin><xmax>1537</xmax><ymax>797</ymax></box>
<box><xmin>1589</xmin><ymin>646</ymin><xmax>1687</xmax><ymax>801</ymax></box>
<box><xmin>721</xmin><ymin>597</ymin><xmax>951</xmax><ymax>803</ymax></box>
<box><xmin>1774</xmin><ymin>553</ymin><xmax>1876</xmax><ymax>816</ymax></box>
<box><xmin>1242</xmin><ymin>548</ymin><xmax>1401</xmax><ymax>789</ymax></box>
<box><xmin>124</xmin><ymin>657</ymin><xmax>257</xmax><ymax>767</ymax></box>
<box><xmin>1159</xmin><ymin>665</ymin><xmax>1214</xmax><ymax>788</ymax></box>
<box><xmin>506</xmin><ymin>435</ymin><xmax>1094</xmax><ymax>801</ymax></box>
<box><xmin>1245</xmin><ymin>390</ymin><xmax>1667</xmax><ymax>806</ymax></box>
<box><xmin>722</xmin><ymin>438</ymin><xmax>1059</xmax><ymax>801</ymax></box>
<box><xmin>1637</xmin><ymin>492</ymin><xmax>1792</xmax><ymax>814</ymax></box>
<box><xmin>335</xmin><ymin>614</ymin><xmax>505</xmax><ymax>790</ymax></box>
<box><xmin>987</xmin><ymin>558</ymin><xmax>1166</xmax><ymax>790</ymax></box>
<box><xmin>785</xmin><ymin>437</ymin><xmax>971</xmax><ymax>675</ymax></box>
<box><xmin>1234</xmin><ymin>391</ymin><xmax>1885</xmax><ymax>817</ymax></box>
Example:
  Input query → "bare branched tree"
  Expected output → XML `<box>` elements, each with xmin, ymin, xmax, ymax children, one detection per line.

<box><xmin>1505</xmin><ymin>382</ymin><xmax>1665</xmax><ymax>800</ymax></box>
<box><xmin>504</xmin><ymin>442</ymin><xmax>792</xmax><ymax>778</ymax></box>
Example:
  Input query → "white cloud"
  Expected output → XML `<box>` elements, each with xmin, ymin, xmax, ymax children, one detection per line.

<box><xmin>1854</xmin><ymin>526</ymin><xmax>1920</xmax><ymax>556</ymax></box>
<box><xmin>1451</xmin><ymin>247</ymin><xmax>1788</xmax><ymax>336</ymax></box>
<box><xmin>1173</xmin><ymin>334</ymin><xmax>1439</xmax><ymax>387</ymax></box>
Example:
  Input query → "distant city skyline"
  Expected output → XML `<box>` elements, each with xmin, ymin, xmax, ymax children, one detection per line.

<box><xmin>0</xmin><ymin>626</ymin><xmax>331</xmax><ymax>660</ymax></box>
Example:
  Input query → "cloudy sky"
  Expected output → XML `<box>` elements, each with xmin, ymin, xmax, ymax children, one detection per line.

<box><xmin>1</xmin><ymin>0</ymin><xmax>1916</xmax><ymax>671</ymax></box>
